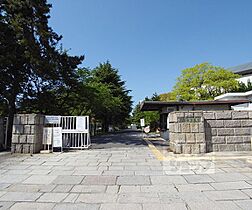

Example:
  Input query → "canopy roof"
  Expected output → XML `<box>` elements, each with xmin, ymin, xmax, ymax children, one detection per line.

<box><xmin>140</xmin><ymin>100</ymin><xmax>250</xmax><ymax>111</ymax></box>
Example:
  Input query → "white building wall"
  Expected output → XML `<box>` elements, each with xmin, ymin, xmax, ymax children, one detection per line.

<box><xmin>237</xmin><ymin>74</ymin><xmax>252</xmax><ymax>85</ymax></box>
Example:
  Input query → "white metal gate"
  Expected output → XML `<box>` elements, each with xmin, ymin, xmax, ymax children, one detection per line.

<box><xmin>60</xmin><ymin>116</ymin><xmax>90</xmax><ymax>149</ymax></box>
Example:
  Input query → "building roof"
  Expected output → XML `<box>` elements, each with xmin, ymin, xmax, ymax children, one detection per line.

<box><xmin>140</xmin><ymin>100</ymin><xmax>250</xmax><ymax>111</ymax></box>
<box><xmin>215</xmin><ymin>90</ymin><xmax>252</xmax><ymax>100</ymax></box>
<box><xmin>229</xmin><ymin>61</ymin><xmax>252</xmax><ymax>75</ymax></box>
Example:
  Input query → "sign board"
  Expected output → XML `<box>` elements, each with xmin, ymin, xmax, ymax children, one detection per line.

<box><xmin>76</xmin><ymin>116</ymin><xmax>87</xmax><ymax>131</ymax></box>
<box><xmin>53</xmin><ymin>127</ymin><xmax>62</xmax><ymax>147</ymax></box>
<box><xmin>140</xmin><ymin>118</ymin><xmax>145</xmax><ymax>127</ymax></box>
<box><xmin>45</xmin><ymin>115</ymin><xmax>61</xmax><ymax>124</ymax></box>
<box><xmin>43</xmin><ymin>127</ymin><xmax>53</xmax><ymax>145</ymax></box>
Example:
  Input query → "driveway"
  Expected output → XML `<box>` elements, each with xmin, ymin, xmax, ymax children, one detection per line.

<box><xmin>0</xmin><ymin>130</ymin><xmax>252</xmax><ymax>209</ymax></box>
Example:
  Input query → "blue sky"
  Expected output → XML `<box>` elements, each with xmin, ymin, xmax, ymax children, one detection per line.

<box><xmin>49</xmin><ymin>0</ymin><xmax>252</xmax><ymax>105</ymax></box>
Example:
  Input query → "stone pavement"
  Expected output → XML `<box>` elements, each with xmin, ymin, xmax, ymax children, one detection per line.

<box><xmin>0</xmin><ymin>133</ymin><xmax>252</xmax><ymax>209</ymax></box>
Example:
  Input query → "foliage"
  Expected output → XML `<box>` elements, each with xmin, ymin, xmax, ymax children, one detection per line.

<box><xmin>233</xmin><ymin>81</ymin><xmax>252</xmax><ymax>93</ymax></box>
<box><xmin>88</xmin><ymin>62</ymin><xmax>132</xmax><ymax>131</ymax></box>
<box><xmin>131</xmin><ymin>94</ymin><xmax>160</xmax><ymax>131</ymax></box>
<box><xmin>159</xmin><ymin>92</ymin><xmax>174</xmax><ymax>101</ymax></box>
<box><xmin>172</xmin><ymin>63</ymin><xmax>239</xmax><ymax>101</ymax></box>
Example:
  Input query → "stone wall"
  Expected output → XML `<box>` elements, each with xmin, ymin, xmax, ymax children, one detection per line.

<box><xmin>169</xmin><ymin>111</ymin><xmax>252</xmax><ymax>154</ymax></box>
<box><xmin>0</xmin><ymin>117</ymin><xmax>4</xmax><ymax>149</ymax></box>
<box><xmin>169</xmin><ymin>112</ymin><xmax>206</xmax><ymax>154</ymax></box>
<box><xmin>12</xmin><ymin>114</ymin><xmax>44</xmax><ymax>154</ymax></box>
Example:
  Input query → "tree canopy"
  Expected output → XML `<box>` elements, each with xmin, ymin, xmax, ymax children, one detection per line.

<box><xmin>0</xmin><ymin>0</ymin><xmax>132</xmax><ymax>147</ymax></box>
<box><xmin>171</xmin><ymin>63</ymin><xmax>240</xmax><ymax>101</ymax></box>
<box><xmin>131</xmin><ymin>94</ymin><xmax>159</xmax><ymax>131</ymax></box>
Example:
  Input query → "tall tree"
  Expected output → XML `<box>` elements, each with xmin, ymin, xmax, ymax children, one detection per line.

<box><xmin>172</xmin><ymin>63</ymin><xmax>239</xmax><ymax>101</ymax></box>
<box><xmin>0</xmin><ymin>0</ymin><xmax>83</xmax><ymax>146</ymax></box>
<box><xmin>89</xmin><ymin>61</ymin><xmax>132</xmax><ymax>131</ymax></box>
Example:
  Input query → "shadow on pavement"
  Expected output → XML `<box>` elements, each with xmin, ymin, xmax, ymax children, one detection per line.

<box><xmin>91</xmin><ymin>129</ymin><xmax>169</xmax><ymax>150</ymax></box>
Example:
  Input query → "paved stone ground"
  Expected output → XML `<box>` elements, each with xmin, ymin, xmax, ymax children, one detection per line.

<box><xmin>0</xmin><ymin>131</ymin><xmax>252</xmax><ymax>209</ymax></box>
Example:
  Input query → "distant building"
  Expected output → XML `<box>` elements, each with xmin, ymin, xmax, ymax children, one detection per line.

<box><xmin>215</xmin><ymin>61</ymin><xmax>252</xmax><ymax>110</ymax></box>
<box><xmin>229</xmin><ymin>61</ymin><xmax>252</xmax><ymax>85</ymax></box>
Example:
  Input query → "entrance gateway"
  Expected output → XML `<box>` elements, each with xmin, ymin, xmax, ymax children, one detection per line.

<box><xmin>43</xmin><ymin>115</ymin><xmax>91</xmax><ymax>150</ymax></box>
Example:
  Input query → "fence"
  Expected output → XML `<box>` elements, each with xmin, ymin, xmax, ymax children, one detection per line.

<box><xmin>60</xmin><ymin>116</ymin><xmax>90</xmax><ymax>149</ymax></box>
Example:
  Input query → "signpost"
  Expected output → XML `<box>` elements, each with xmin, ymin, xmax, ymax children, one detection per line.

<box><xmin>140</xmin><ymin>118</ymin><xmax>145</xmax><ymax>127</ymax></box>
<box><xmin>140</xmin><ymin>118</ymin><xmax>145</xmax><ymax>138</ymax></box>
<box><xmin>52</xmin><ymin>127</ymin><xmax>62</xmax><ymax>149</ymax></box>
<box><xmin>45</xmin><ymin>115</ymin><xmax>61</xmax><ymax>124</ymax></box>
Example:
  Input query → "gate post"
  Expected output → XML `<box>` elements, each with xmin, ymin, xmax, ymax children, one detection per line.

<box><xmin>0</xmin><ymin>118</ymin><xmax>4</xmax><ymax>150</ymax></box>
<box><xmin>12</xmin><ymin>114</ymin><xmax>45</xmax><ymax>154</ymax></box>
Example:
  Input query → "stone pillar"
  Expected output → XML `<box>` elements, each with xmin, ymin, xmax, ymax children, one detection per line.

<box><xmin>0</xmin><ymin>117</ymin><xmax>4</xmax><ymax>149</ymax></box>
<box><xmin>12</xmin><ymin>114</ymin><xmax>44</xmax><ymax>154</ymax></box>
<box><xmin>169</xmin><ymin>112</ymin><xmax>206</xmax><ymax>154</ymax></box>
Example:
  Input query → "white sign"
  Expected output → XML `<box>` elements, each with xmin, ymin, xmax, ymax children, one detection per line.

<box><xmin>53</xmin><ymin>127</ymin><xmax>62</xmax><ymax>147</ymax></box>
<box><xmin>76</xmin><ymin>116</ymin><xmax>87</xmax><ymax>131</ymax></box>
<box><xmin>45</xmin><ymin>116</ymin><xmax>61</xmax><ymax>124</ymax></box>
<box><xmin>43</xmin><ymin>127</ymin><xmax>52</xmax><ymax>145</ymax></box>
<box><xmin>140</xmin><ymin>118</ymin><xmax>145</xmax><ymax>127</ymax></box>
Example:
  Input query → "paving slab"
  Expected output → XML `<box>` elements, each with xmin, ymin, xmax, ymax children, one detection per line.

<box><xmin>0</xmin><ymin>192</ymin><xmax>41</xmax><ymax>202</ymax></box>
<box><xmin>117</xmin><ymin>176</ymin><xmax>151</xmax><ymax>185</ymax></box>
<box><xmin>143</xmin><ymin>203</ymin><xmax>187</xmax><ymax>210</ymax></box>
<box><xmin>10</xmin><ymin>202</ymin><xmax>55</xmax><ymax>210</ymax></box>
<box><xmin>76</xmin><ymin>193</ymin><xmax>117</xmax><ymax>203</ymax></box>
<box><xmin>187</xmin><ymin>201</ymin><xmax>240</xmax><ymax>210</ymax></box>
<box><xmin>62</xmin><ymin>193</ymin><xmax>79</xmax><ymax>203</ymax></box>
<box><xmin>0</xmin><ymin>175</ymin><xmax>30</xmax><ymax>184</ymax></box>
<box><xmin>22</xmin><ymin>175</ymin><xmax>57</xmax><ymax>185</ymax></box>
<box><xmin>53</xmin><ymin>185</ymin><xmax>73</xmax><ymax>192</ymax></box>
<box><xmin>52</xmin><ymin>175</ymin><xmax>84</xmax><ymax>185</ymax></box>
<box><xmin>211</xmin><ymin>181</ymin><xmax>252</xmax><ymax>190</ymax></box>
<box><xmin>118</xmin><ymin>193</ymin><xmax>159</xmax><ymax>203</ymax></box>
<box><xmin>7</xmin><ymin>184</ymin><xmax>42</xmax><ymax>192</ymax></box>
<box><xmin>0</xmin><ymin>202</ymin><xmax>14</xmax><ymax>210</ymax></box>
<box><xmin>53</xmin><ymin>203</ymin><xmax>100</xmax><ymax>210</ymax></box>
<box><xmin>37</xmin><ymin>192</ymin><xmax>68</xmax><ymax>202</ymax></box>
<box><xmin>82</xmin><ymin>175</ymin><xmax>117</xmax><ymax>185</ymax></box>
<box><xmin>119</xmin><ymin>186</ymin><xmax>141</xmax><ymax>193</ymax></box>
<box><xmin>150</xmin><ymin>176</ymin><xmax>187</xmax><ymax>185</ymax></box>
<box><xmin>241</xmin><ymin>189</ymin><xmax>252</xmax><ymax>198</ymax></box>
<box><xmin>203</xmin><ymin>190</ymin><xmax>250</xmax><ymax>201</ymax></box>
<box><xmin>140</xmin><ymin>185</ymin><xmax>177</xmax><ymax>193</ymax></box>
<box><xmin>100</xmin><ymin>203</ymin><xmax>142</xmax><ymax>210</ymax></box>
<box><xmin>209</xmin><ymin>173</ymin><xmax>250</xmax><ymax>182</ymax></box>
<box><xmin>175</xmin><ymin>183</ymin><xmax>214</xmax><ymax>192</ymax></box>
<box><xmin>183</xmin><ymin>174</ymin><xmax>215</xmax><ymax>184</ymax></box>
<box><xmin>235</xmin><ymin>200</ymin><xmax>252</xmax><ymax>210</ymax></box>
<box><xmin>71</xmin><ymin>185</ymin><xmax>106</xmax><ymax>193</ymax></box>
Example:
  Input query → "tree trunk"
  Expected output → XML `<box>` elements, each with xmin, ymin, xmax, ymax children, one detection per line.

<box><xmin>6</xmin><ymin>97</ymin><xmax>16</xmax><ymax>149</ymax></box>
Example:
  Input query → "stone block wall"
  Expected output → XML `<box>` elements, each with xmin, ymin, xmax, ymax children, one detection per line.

<box><xmin>169</xmin><ymin>111</ymin><xmax>252</xmax><ymax>154</ymax></box>
<box><xmin>169</xmin><ymin>112</ymin><xmax>206</xmax><ymax>154</ymax></box>
<box><xmin>204</xmin><ymin>111</ymin><xmax>252</xmax><ymax>152</ymax></box>
<box><xmin>0</xmin><ymin>117</ymin><xmax>4</xmax><ymax>149</ymax></box>
<box><xmin>12</xmin><ymin>114</ymin><xmax>45</xmax><ymax>154</ymax></box>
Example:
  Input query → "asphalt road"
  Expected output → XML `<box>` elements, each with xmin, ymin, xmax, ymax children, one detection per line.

<box><xmin>91</xmin><ymin>129</ymin><xmax>148</xmax><ymax>149</ymax></box>
<box><xmin>91</xmin><ymin>129</ymin><xmax>169</xmax><ymax>152</ymax></box>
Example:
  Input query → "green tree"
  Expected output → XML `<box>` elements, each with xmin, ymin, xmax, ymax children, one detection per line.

<box><xmin>159</xmin><ymin>92</ymin><xmax>174</xmax><ymax>101</ymax></box>
<box><xmin>131</xmin><ymin>93</ymin><xmax>160</xmax><ymax>131</ymax></box>
<box><xmin>87</xmin><ymin>61</ymin><xmax>132</xmax><ymax>131</ymax></box>
<box><xmin>0</xmin><ymin>0</ymin><xmax>83</xmax><ymax>146</ymax></box>
<box><xmin>172</xmin><ymin>63</ymin><xmax>239</xmax><ymax>101</ymax></box>
<box><xmin>233</xmin><ymin>81</ymin><xmax>252</xmax><ymax>93</ymax></box>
